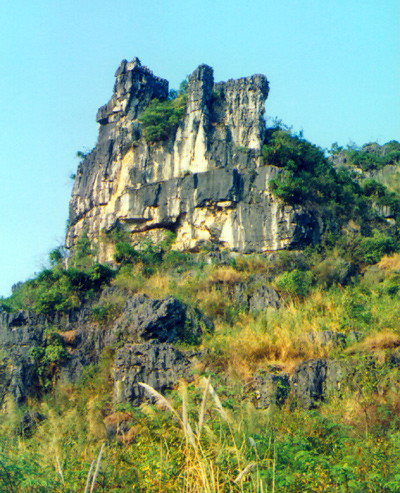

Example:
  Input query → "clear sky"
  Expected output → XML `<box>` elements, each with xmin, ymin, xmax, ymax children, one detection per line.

<box><xmin>0</xmin><ymin>0</ymin><xmax>399</xmax><ymax>297</ymax></box>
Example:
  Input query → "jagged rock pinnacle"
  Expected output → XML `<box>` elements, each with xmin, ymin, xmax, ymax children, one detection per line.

<box><xmin>66</xmin><ymin>58</ymin><xmax>317</xmax><ymax>259</ymax></box>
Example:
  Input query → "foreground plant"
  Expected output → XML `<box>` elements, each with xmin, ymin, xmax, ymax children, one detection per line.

<box><xmin>139</xmin><ymin>379</ymin><xmax>271</xmax><ymax>492</ymax></box>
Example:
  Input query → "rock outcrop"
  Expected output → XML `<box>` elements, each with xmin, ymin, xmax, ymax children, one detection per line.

<box><xmin>0</xmin><ymin>295</ymin><xmax>212</xmax><ymax>409</ymax></box>
<box><xmin>0</xmin><ymin>310</ymin><xmax>46</xmax><ymax>407</ymax></box>
<box><xmin>290</xmin><ymin>359</ymin><xmax>346</xmax><ymax>409</ymax></box>
<box><xmin>113</xmin><ymin>342</ymin><xmax>199</xmax><ymax>407</ymax></box>
<box><xmin>66</xmin><ymin>57</ymin><xmax>318</xmax><ymax>260</ymax></box>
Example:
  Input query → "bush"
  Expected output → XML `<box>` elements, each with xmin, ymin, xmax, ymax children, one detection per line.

<box><xmin>114</xmin><ymin>241</ymin><xmax>139</xmax><ymax>264</ymax></box>
<box><xmin>264</xmin><ymin>128</ymin><xmax>368</xmax><ymax>219</ymax></box>
<box><xmin>114</xmin><ymin>240</ymin><xmax>164</xmax><ymax>276</ymax></box>
<box><xmin>1</xmin><ymin>262</ymin><xmax>115</xmax><ymax>315</ymax></box>
<box><xmin>139</xmin><ymin>93</ymin><xmax>187</xmax><ymax>143</ymax></box>
<box><xmin>353</xmin><ymin>231</ymin><xmax>399</xmax><ymax>265</ymax></box>
<box><xmin>344</xmin><ymin>141</ymin><xmax>400</xmax><ymax>171</ymax></box>
<box><xmin>313</xmin><ymin>257</ymin><xmax>354</xmax><ymax>289</ymax></box>
<box><xmin>274</xmin><ymin>269</ymin><xmax>314</xmax><ymax>298</ymax></box>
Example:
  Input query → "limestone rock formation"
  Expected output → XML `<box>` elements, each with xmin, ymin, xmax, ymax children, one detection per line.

<box><xmin>0</xmin><ymin>295</ymin><xmax>212</xmax><ymax>409</ymax></box>
<box><xmin>113</xmin><ymin>342</ymin><xmax>198</xmax><ymax>407</ymax></box>
<box><xmin>290</xmin><ymin>359</ymin><xmax>346</xmax><ymax>409</ymax></box>
<box><xmin>111</xmin><ymin>294</ymin><xmax>212</xmax><ymax>345</ymax></box>
<box><xmin>0</xmin><ymin>309</ymin><xmax>45</xmax><ymax>407</ymax></box>
<box><xmin>253</xmin><ymin>372</ymin><xmax>290</xmax><ymax>409</ymax></box>
<box><xmin>66</xmin><ymin>57</ymin><xmax>318</xmax><ymax>260</ymax></box>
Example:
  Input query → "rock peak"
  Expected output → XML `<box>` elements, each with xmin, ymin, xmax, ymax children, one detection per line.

<box><xmin>67</xmin><ymin>59</ymin><xmax>316</xmax><ymax>258</ymax></box>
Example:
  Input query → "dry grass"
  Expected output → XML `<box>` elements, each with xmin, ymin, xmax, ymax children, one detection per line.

<box><xmin>206</xmin><ymin>266</ymin><xmax>246</xmax><ymax>285</ymax></box>
<box><xmin>58</xmin><ymin>330</ymin><xmax>78</xmax><ymax>346</ymax></box>
<box><xmin>111</xmin><ymin>264</ymin><xmax>145</xmax><ymax>293</ymax></box>
<box><xmin>347</xmin><ymin>330</ymin><xmax>400</xmax><ymax>356</ymax></box>
<box><xmin>195</xmin><ymin>287</ymin><xmax>235</xmax><ymax>320</ymax></box>
<box><xmin>209</xmin><ymin>311</ymin><xmax>332</xmax><ymax>380</ymax></box>
<box><xmin>142</xmin><ymin>271</ymin><xmax>172</xmax><ymax>298</ymax></box>
<box><xmin>203</xmin><ymin>288</ymin><xmax>360</xmax><ymax>380</ymax></box>
<box><xmin>138</xmin><ymin>379</ymin><xmax>269</xmax><ymax>492</ymax></box>
<box><xmin>233</xmin><ymin>254</ymin><xmax>269</xmax><ymax>274</ymax></box>
<box><xmin>377</xmin><ymin>253</ymin><xmax>400</xmax><ymax>272</ymax></box>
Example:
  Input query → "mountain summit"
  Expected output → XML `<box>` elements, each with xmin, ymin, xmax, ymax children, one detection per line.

<box><xmin>67</xmin><ymin>58</ymin><xmax>316</xmax><ymax>260</ymax></box>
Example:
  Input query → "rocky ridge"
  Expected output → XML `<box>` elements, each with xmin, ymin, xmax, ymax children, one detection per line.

<box><xmin>1</xmin><ymin>294</ymin><xmax>353</xmax><ymax>412</ymax></box>
<box><xmin>0</xmin><ymin>295</ymin><xmax>211</xmax><ymax>409</ymax></box>
<box><xmin>66</xmin><ymin>58</ymin><xmax>318</xmax><ymax>261</ymax></box>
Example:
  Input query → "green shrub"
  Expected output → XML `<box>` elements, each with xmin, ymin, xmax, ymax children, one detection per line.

<box><xmin>274</xmin><ymin>269</ymin><xmax>314</xmax><ymax>298</ymax></box>
<box><xmin>353</xmin><ymin>231</ymin><xmax>399</xmax><ymax>265</ymax></box>
<box><xmin>92</xmin><ymin>293</ymin><xmax>125</xmax><ymax>323</ymax></box>
<box><xmin>265</xmin><ymin>128</ymin><xmax>368</xmax><ymax>220</ymax></box>
<box><xmin>1</xmin><ymin>261</ymin><xmax>115</xmax><ymax>315</ymax></box>
<box><xmin>139</xmin><ymin>93</ymin><xmax>187</xmax><ymax>142</ymax></box>
<box><xmin>114</xmin><ymin>241</ymin><xmax>139</xmax><ymax>264</ymax></box>
<box><xmin>48</xmin><ymin>246</ymin><xmax>65</xmax><ymax>266</ymax></box>
<box><xmin>70</xmin><ymin>228</ymin><xmax>95</xmax><ymax>269</ymax></box>
<box><xmin>114</xmin><ymin>240</ymin><xmax>164</xmax><ymax>276</ymax></box>
<box><xmin>313</xmin><ymin>256</ymin><xmax>354</xmax><ymax>289</ymax></box>
<box><xmin>344</xmin><ymin>141</ymin><xmax>400</xmax><ymax>171</ymax></box>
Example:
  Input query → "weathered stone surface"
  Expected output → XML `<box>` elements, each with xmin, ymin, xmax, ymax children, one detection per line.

<box><xmin>113</xmin><ymin>342</ymin><xmax>198</xmax><ymax>406</ymax></box>
<box><xmin>232</xmin><ymin>278</ymin><xmax>280</xmax><ymax>312</ymax></box>
<box><xmin>306</xmin><ymin>330</ymin><xmax>362</xmax><ymax>348</ymax></box>
<box><xmin>0</xmin><ymin>292</ymin><xmax>212</xmax><ymax>408</ymax></box>
<box><xmin>66</xmin><ymin>58</ymin><xmax>319</xmax><ymax>259</ymax></box>
<box><xmin>290</xmin><ymin>359</ymin><xmax>346</xmax><ymax>409</ymax></box>
<box><xmin>0</xmin><ymin>305</ymin><xmax>103</xmax><ymax>406</ymax></box>
<box><xmin>254</xmin><ymin>372</ymin><xmax>290</xmax><ymax>408</ymax></box>
<box><xmin>307</xmin><ymin>331</ymin><xmax>347</xmax><ymax>347</ymax></box>
<box><xmin>0</xmin><ymin>309</ymin><xmax>46</xmax><ymax>407</ymax></box>
<box><xmin>111</xmin><ymin>294</ymin><xmax>213</xmax><ymax>344</ymax></box>
<box><xmin>233</xmin><ymin>278</ymin><xmax>280</xmax><ymax>312</ymax></box>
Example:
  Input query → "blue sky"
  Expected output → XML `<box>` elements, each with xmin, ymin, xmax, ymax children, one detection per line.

<box><xmin>0</xmin><ymin>0</ymin><xmax>399</xmax><ymax>297</ymax></box>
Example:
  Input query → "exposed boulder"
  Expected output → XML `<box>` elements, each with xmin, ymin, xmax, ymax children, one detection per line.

<box><xmin>233</xmin><ymin>278</ymin><xmax>280</xmax><ymax>312</ymax></box>
<box><xmin>113</xmin><ymin>342</ymin><xmax>199</xmax><ymax>406</ymax></box>
<box><xmin>307</xmin><ymin>331</ymin><xmax>347</xmax><ymax>347</ymax></box>
<box><xmin>0</xmin><ymin>310</ymin><xmax>46</xmax><ymax>407</ymax></box>
<box><xmin>253</xmin><ymin>372</ymin><xmax>290</xmax><ymax>409</ymax></box>
<box><xmin>290</xmin><ymin>359</ymin><xmax>346</xmax><ymax>409</ymax></box>
<box><xmin>0</xmin><ymin>293</ymin><xmax>213</xmax><ymax>409</ymax></box>
<box><xmin>111</xmin><ymin>294</ymin><xmax>213</xmax><ymax>345</ymax></box>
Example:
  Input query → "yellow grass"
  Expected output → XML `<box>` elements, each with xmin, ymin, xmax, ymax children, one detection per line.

<box><xmin>206</xmin><ymin>266</ymin><xmax>245</xmax><ymax>285</ymax></box>
<box><xmin>377</xmin><ymin>253</ymin><xmax>400</xmax><ymax>272</ymax></box>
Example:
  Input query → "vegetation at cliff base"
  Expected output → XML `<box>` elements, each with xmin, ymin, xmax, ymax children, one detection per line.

<box><xmin>3</xmin><ymin>231</ymin><xmax>400</xmax><ymax>490</ymax></box>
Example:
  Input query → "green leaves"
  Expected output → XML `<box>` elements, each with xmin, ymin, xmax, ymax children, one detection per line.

<box><xmin>265</xmin><ymin>129</ymin><xmax>342</xmax><ymax>206</ymax></box>
<box><xmin>274</xmin><ymin>269</ymin><xmax>314</xmax><ymax>299</ymax></box>
<box><xmin>139</xmin><ymin>94</ymin><xmax>187</xmax><ymax>143</ymax></box>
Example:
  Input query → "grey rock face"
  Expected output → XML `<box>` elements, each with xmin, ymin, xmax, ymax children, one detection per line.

<box><xmin>66</xmin><ymin>58</ymin><xmax>319</xmax><ymax>260</ymax></box>
<box><xmin>290</xmin><ymin>359</ymin><xmax>346</xmax><ymax>409</ymax></box>
<box><xmin>306</xmin><ymin>331</ymin><xmax>347</xmax><ymax>347</ymax></box>
<box><xmin>254</xmin><ymin>372</ymin><xmax>290</xmax><ymax>408</ymax></box>
<box><xmin>111</xmin><ymin>294</ymin><xmax>213</xmax><ymax>345</ymax></box>
<box><xmin>0</xmin><ymin>310</ymin><xmax>46</xmax><ymax>406</ymax></box>
<box><xmin>113</xmin><ymin>342</ymin><xmax>197</xmax><ymax>406</ymax></box>
<box><xmin>0</xmin><ymin>293</ymin><xmax>213</xmax><ymax>409</ymax></box>
<box><xmin>233</xmin><ymin>279</ymin><xmax>280</xmax><ymax>312</ymax></box>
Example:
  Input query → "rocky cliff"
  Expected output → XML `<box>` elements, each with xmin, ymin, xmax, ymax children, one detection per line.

<box><xmin>66</xmin><ymin>58</ymin><xmax>317</xmax><ymax>260</ymax></box>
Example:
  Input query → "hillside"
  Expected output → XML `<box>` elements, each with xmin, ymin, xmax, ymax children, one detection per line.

<box><xmin>1</xmin><ymin>58</ymin><xmax>400</xmax><ymax>492</ymax></box>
